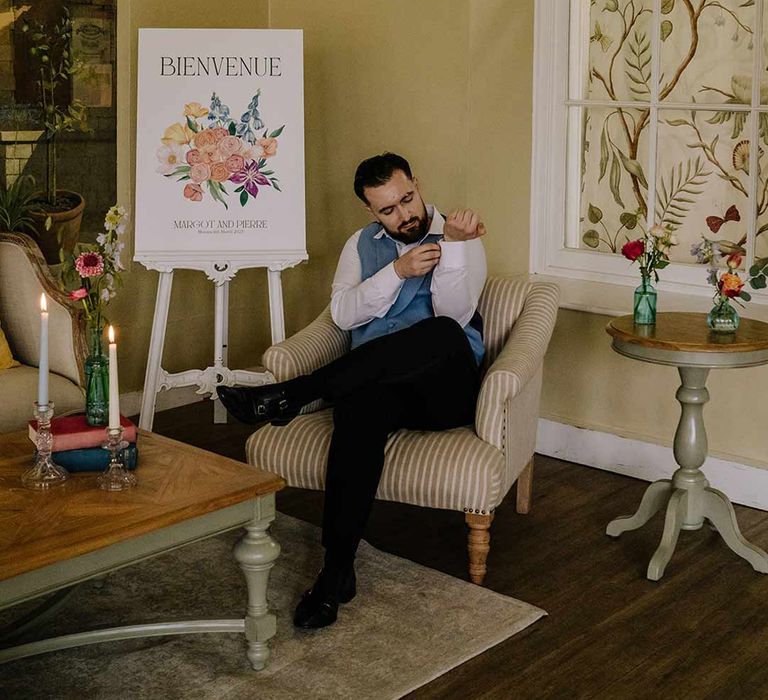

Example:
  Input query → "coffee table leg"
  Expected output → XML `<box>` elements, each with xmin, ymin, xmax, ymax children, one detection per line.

<box><xmin>606</xmin><ymin>479</ymin><xmax>673</xmax><ymax>537</ymax></box>
<box><xmin>703</xmin><ymin>488</ymin><xmax>768</xmax><ymax>573</ymax></box>
<box><xmin>233</xmin><ymin>496</ymin><xmax>281</xmax><ymax>670</ymax></box>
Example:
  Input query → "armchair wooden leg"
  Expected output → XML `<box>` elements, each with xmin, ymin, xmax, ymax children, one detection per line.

<box><xmin>466</xmin><ymin>512</ymin><xmax>494</xmax><ymax>585</ymax></box>
<box><xmin>516</xmin><ymin>458</ymin><xmax>534</xmax><ymax>515</ymax></box>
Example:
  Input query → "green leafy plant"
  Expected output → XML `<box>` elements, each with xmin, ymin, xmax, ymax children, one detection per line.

<box><xmin>0</xmin><ymin>175</ymin><xmax>38</xmax><ymax>235</ymax></box>
<box><xmin>21</xmin><ymin>7</ymin><xmax>90</xmax><ymax>209</ymax></box>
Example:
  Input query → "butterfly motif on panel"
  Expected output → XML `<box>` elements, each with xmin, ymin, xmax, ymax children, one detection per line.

<box><xmin>706</xmin><ymin>205</ymin><xmax>740</xmax><ymax>234</ymax></box>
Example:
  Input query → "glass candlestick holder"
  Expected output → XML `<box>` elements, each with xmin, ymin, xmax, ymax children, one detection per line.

<box><xmin>97</xmin><ymin>426</ymin><xmax>137</xmax><ymax>491</ymax></box>
<box><xmin>22</xmin><ymin>401</ymin><xmax>69</xmax><ymax>490</ymax></box>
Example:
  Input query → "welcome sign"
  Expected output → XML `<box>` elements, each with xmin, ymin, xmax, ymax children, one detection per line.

<box><xmin>134</xmin><ymin>29</ymin><xmax>306</xmax><ymax>264</ymax></box>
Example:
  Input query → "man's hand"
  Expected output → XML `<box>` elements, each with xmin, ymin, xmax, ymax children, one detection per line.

<box><xmin>393</xmin><ymin>243</ymin><xmax>441</xmax><ymax>279</ymax></box>
<box><xmin>443</xmin><ymin>209</ymin><xmax>487</xmax><ymax>242</ymax></box>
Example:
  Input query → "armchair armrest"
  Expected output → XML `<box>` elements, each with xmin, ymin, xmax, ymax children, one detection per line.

<box><xmin>475</xmin><ymin>281</ymin><xmax>560</xmax><ymax>451</ymax></box>
<box><xmin>262</xmin><ymin>305</ymin><xmax>350</xmax><ymax>382</ymax></box>
<box><xmin>0</xmin><ymin>233</ymin><xmax>86</xmax><ymax>387</ymax></box>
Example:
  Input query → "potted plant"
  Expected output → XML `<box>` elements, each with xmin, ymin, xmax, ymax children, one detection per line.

<box><xmin>0</xmin><ymin>174</ymin><xmax>38</xmax><ymax>236</ymax></box>
<box><xmin>21</xmin><ymin>7</ymin><xmax>91</xmax><ymax>264</ymax></box>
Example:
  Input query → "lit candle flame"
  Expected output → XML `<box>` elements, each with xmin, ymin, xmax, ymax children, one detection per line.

<box><xmin>40</xmin><ymin>293</ymin><xmax>47</xmax><ymax>312</ymax></box>
<box><xmin>108</xmin><ymin>325</ymin><xmax>115</xmax><ymax>343</ymax></box>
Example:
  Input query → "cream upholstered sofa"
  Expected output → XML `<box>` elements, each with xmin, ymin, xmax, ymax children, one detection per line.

<box><xmin>247</xmin><ymin>277</ymin><xmax>560</xmax><ymax>584</ymax></box>
<box><xmin>0</xmin><ymin>233</ymin><xmax>86</xmax><ymax>432</ymax></box>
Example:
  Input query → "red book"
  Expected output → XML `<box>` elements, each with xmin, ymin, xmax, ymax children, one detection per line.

<box><xmin>28</xmin><ymin>414</ymin><xmax>137</xmax><ymax>452</ymax></box>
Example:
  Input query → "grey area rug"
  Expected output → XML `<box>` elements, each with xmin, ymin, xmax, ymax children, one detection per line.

<box><xmin>0</xmin><ymin>513</ymin><xmax>545</xmax><ymax>699</ymax></box>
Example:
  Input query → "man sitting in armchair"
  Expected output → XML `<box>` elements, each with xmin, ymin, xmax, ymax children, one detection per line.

<box><xmin>218</xmin><ymin>152</ymin><xmax>487</xmax><ymax>629</ymax></box>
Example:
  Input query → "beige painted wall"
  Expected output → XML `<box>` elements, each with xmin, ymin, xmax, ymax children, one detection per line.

<box><xmin>114</xmin><ymin>1</ymin><xmax>767</xmax><ymax>468</ymax></box>
<box><xmin>541</xmin><ymin>309</ymin><xmax>768</xmax><ymax>468</ymax></box>
<box><xmin>116</xmin><ymin>0</ymin><xmax>534</xmax><ymax>393</ymax></box>
<box><xmin>467</xmin><ymin>0</ymin><xmax>533</xmax><ymax>277</ymax></box>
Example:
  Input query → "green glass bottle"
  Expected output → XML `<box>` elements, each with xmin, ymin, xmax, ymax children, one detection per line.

<box><xmin>84</xmin><ymin>325</ymin><xmax>109</xmax><ymax>426</ymax></box>
<box><xmin>633</xmin><ymin>272</ymin><xmax>657</xmax><ymax>325</ymax></box>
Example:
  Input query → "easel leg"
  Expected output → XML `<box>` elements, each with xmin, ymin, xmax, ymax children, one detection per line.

<box><xmin>267</xmin><ymin>268</ymin><xmax>286</xmax><ymax>344</ymax></box>
<box><xmin>139</xmin><ymin>271</ymin><xmax>174</xmax><ymax>431</ymax></box>
<box><xmin>213</xmin><ymin>281</ymin><xmax>229</xmax><ymax>424</ymax></box>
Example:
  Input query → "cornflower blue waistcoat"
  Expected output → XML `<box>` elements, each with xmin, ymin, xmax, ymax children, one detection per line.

<box><xmin>351</xmin><ymin>221</ymin><xmax>485</xmax><ymax>364</ymax></box>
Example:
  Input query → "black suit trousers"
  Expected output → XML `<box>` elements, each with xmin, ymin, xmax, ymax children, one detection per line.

<box><xmin>287</xmin><ymin>315</ymin><xmax>481</xmax><ymax>567</ymax></box>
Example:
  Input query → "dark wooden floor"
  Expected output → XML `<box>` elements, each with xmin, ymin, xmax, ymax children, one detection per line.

<box><xmin>149</xmin><ymin>401</ymin><xmax>768</xmax><ymax>700</ymax></box>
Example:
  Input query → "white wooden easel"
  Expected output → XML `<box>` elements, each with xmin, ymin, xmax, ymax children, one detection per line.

<box><xmin>137</xmin><ymin>254</ymin><xmax>305</xmax><ymax>431</ymax></box>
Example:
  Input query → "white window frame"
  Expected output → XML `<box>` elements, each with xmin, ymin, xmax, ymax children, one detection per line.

<box><xmin>530</xmin><ymin>0</ymin><xmax>768</xmax><ymax>302</ymax></box>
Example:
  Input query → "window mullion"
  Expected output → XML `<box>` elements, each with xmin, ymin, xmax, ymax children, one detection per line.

<box><xmin>646</xmin><ymin>0</ymin><xmax>662</xmax><ymax>229</ymax></box>
<box><xmin>566</xmin><ymin>100</ymin><xmax>752</xmax><ymax>113</ymax></box>
<box><xmin>564</xmin><ymin>0</ymin><xmax>590</xmax><ymax>249</ymax></box>
<box><xmin>747</xmin><ymin>0</ymin><xmax>764</xmax><ymax>271</ymax></box>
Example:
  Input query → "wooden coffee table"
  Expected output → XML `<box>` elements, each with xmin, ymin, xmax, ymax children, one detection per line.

<box><xmin>0</xmin><ymin>429</ymin><xmax>284</xmax><ymax>669</ymax></box>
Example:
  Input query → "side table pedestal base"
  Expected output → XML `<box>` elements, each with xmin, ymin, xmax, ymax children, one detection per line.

<box><xmin>607</xmin><ymin>479</ymin><xmax>768</xmax><ymax>580</ymax></box>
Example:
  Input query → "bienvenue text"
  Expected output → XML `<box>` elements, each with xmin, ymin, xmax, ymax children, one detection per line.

<box><xmin>160</xmin><ymin>56</ymin><xmax>282</xmax><ymax>77</ymax></box>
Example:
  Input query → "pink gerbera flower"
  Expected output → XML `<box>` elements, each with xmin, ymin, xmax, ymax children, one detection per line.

<box><xmin>68</xmin><ymin>288</ymin><xmax>88</xmax><ymax>301</ymax></box>
<box><xmin>75</xmin><ymin>252</ymin><xmax>104</xmax><ymax>278</ymax></box>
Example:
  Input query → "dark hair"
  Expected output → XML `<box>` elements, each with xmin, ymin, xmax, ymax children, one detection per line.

<box><xmin>353</xmin><ymin>152</ymin><xmax>413</xmax><ymax>203</ymax></box>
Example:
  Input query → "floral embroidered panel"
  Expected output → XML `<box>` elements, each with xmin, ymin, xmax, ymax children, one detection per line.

<box><xmin>571</xmin><ymin>0</ymin><xmax>766</xmax><ymax>271</ymax></box>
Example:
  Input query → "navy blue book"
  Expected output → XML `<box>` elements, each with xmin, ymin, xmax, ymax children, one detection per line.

<box><xmin>50</xmin><ymin>443</ymin><xmax>139</xmax><ymax>472</ymax></box>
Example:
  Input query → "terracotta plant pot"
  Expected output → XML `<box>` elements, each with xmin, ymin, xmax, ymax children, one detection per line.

<box><xmin>29</xmin><ymin>190</ymin><xmax>85</xmax><ymax>265</ymax></box>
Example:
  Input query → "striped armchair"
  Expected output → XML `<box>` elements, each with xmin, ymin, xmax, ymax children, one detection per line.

<box><xmin>246</xmin><ymin>277</ymin><xmax>560</xmax><ymax>584</ymax></box>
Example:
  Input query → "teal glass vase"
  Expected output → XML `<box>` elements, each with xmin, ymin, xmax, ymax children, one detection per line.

<box><xmin>633</xmin><ymin>275</ymin><xmax>657</xmax><ymax>325</ymax></box>
<box><xmin>84</xmin><ymin>325</ymin><xmax>109</xmax><ymax>426</ymax></box>
<box><xmin>707</xmin><ymin>296</ymin><xmax>740</xmax><ymax>334</ymax></box>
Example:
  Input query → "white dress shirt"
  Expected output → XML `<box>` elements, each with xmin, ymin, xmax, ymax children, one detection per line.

<box><xmin>331</xmin><ymin>205</ymin><xmax>487</xmax><ymax>330</ymax></box>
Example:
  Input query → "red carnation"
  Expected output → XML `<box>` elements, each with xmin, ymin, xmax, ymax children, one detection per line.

<box><xmin>621</xmin><ymin>239</ymin><xmax>644</xmax><ymax>262</ymax></box>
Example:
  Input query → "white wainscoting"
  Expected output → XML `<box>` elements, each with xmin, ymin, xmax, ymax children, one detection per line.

<box><xmin>536</xmin><ymin>419</ymin><xmax>768</xmax><ymax>512</ymax></box>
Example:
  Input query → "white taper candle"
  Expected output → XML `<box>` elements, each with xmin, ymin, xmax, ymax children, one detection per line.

<box><xmin>38</xmin><ymin>293</ymin><xmax>49</xmax><ymax>408</ymax></box>
<box><xmin>108</xmin><ymin>325</ymin><xmax>120</xmax><ymax>429</ymax></box>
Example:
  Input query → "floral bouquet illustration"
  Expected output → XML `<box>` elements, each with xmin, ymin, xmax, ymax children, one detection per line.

<box><xmin>155</xmin><ymin>90</ymin><xmax>284</xmax><ymax>208</ymax></box>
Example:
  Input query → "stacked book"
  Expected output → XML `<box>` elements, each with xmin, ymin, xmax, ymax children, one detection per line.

<box><xmin>28</xmin><ymin>414</ymin><xmax>139</xmax><ymax>472</ymax></box>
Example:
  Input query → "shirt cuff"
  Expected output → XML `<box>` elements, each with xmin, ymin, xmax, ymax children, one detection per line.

<box><xmin>437</xmin><ymin>240</ymin><xmax>469</xmax><ymax>269</ymax></box>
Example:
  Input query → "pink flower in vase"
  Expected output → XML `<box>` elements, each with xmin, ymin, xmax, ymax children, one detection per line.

<box><xmin>75</xmin><ymin>252</ymin><xmax>104</xmax><ymax>278</ymax></box>
<box><xmin>68</xmin><ymin>287</ymin><xmax>88</xmax><ymax>301</ymax></box>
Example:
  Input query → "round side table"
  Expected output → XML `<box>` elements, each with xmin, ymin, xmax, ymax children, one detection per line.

<box><xmin>605</xmin><ymin>312</ymin><xmax>768</xmax><ymax>580</ymax></box>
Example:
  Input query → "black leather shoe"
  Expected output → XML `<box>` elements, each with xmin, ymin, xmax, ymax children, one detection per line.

<box><xmin>216</xmin><ymin>385</ymin><xmax>299</xmax><ymax>426</ymax></box>
<box><xmin>293</xmin><ymin>567</ymin><xmax>356</xmax><ymax>630</ymax></box>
